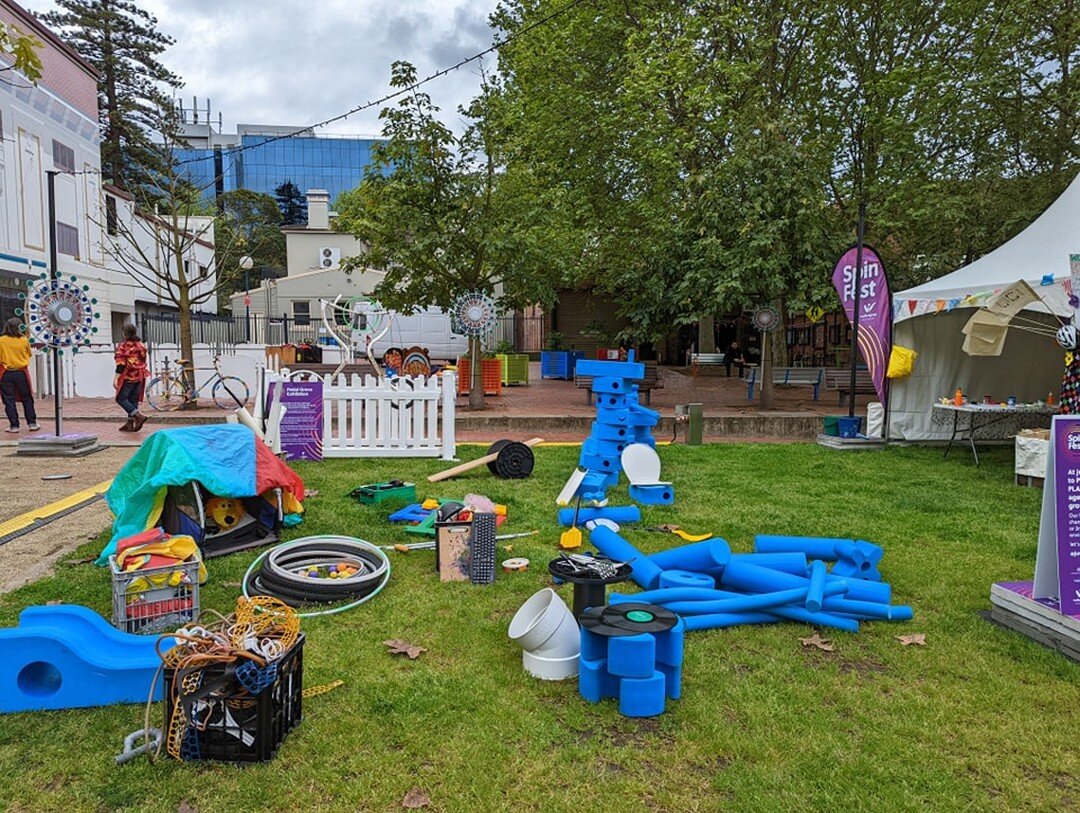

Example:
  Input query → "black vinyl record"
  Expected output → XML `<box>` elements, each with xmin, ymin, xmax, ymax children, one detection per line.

<box><xmin>580</xmin><ymin>603</ymin><xmax>678</xmax><ymax>636</ymax></box>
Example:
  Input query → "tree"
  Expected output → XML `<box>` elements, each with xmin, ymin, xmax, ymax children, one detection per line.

<box><xmin>336</xmin><ymin>61</ymin><xmax>559</xmax><ymax>408</ymax></box>
<box><xmin>216</xmin><ymin>189</ymin><xmax>287</xmax><ymax>295</ymax></box>
<box><xmin>274</xmin><ymin>181</ymin><xmax>307</xmax><ymax>226</ymax></box>
<box><xmin>99</xmin><ymin>123</ymin><xmax>245</xmax><ymax>403</ymax></box>
<box><xmin>43</xmin><ymin>0</ymin><xmax>181</xmax><ymax>190</ymax></box>
<box><xmin>0</xmin><ymin>21</ymin><xmax>43</xmax><ymax>82</ymax></box>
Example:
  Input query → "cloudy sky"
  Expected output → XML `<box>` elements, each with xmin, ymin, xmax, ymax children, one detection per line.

<box><xmin>23</xmin><ymin>0</ymin><xmax>499</xmax><ymax>136</ymax></box>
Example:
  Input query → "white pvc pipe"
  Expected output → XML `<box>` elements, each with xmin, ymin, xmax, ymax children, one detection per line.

<box><xmin>508</xmin><ymin>588</ymin><xmax>579</xmax><ymax>680</ymax></box>
<box><xmin>235</xmin><ymin>406</ymin><xmax>265</xmax><ymax>439</ymax></box>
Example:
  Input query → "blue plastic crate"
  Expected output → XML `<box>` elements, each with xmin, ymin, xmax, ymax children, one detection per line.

<box><xmin>541</xmin><ymin>351</ymin><xmax>586</xmax><ymax>380</ymax></box>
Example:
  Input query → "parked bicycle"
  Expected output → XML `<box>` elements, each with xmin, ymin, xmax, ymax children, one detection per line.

<box><xmin>145</xmin><ymin>355</ymin><xmax>251</xmax><ymax>412</ymax></box>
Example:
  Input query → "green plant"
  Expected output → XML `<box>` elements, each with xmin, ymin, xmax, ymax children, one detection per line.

<box><xmin>545</xmin><ymin>331</ymin><xmax>564</xmax><ymax>351</ymax></box>
<box><xmin>494</xmin><ymin>339</ymin><xmax>513</xmax><ymax>355</ymax></box>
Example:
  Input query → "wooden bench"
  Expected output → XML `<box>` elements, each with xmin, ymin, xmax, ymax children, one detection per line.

<box><xmin>575</xmin><ymin>360</ymin><xmax>663</xmax><ymax>405</ymax></box>
<box><xmin>824</xmin><ymin>368</ymin><xmax>876</xmax><ymax>405</ymax></box>
<box><xmin>745</xmin><ymin>367</ymin><xmax>824</xmax><ymax>401</ymax></box>
<box><xmin>689</xmin><ymin>352</ymin><xmax>726</xmax><ymax>376</ymax></box>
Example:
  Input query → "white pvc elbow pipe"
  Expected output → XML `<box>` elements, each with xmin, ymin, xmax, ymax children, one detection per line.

<box><xmin>508</xmin><ymin>588</ymin><xmax>579</xmax><ymax>680</ymax></box>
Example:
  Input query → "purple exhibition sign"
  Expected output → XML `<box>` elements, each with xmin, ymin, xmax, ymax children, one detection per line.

<box><xmin>273</xmin><ymin>379</ymin><xmax>324</xmax><ymax>461</ymax></box>
<box><xmin>831</xmin><ymin>246</ymin><xmax>891</xmax><ymax>403</ymax></box>
<box><xmin>1053</xmin><ymin>417</ymin><xmax>1080</xmax><ymax>615</ymax></box>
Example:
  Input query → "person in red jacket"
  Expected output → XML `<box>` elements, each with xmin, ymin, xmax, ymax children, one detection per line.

<box><xmin>114</xmin><ymin>323</ymin><xmax>149</xmax><ymax>431</ymax></box>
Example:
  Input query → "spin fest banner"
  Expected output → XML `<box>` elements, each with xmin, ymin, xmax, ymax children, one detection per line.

<box><xmin>831</xmin><ymin>246</ymin><xmax>891</xmax><ymax>404</ymax></box>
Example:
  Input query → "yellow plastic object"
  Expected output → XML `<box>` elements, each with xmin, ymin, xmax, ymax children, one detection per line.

<box><xmin>421</xmin><ymin>498</ymin><xmax>441</xmax><ymax>510</ymax></box>
<box><xmin>559</xmin><ymin>527</ymin><xmax>582</xmax><ymax>549</ymax></box>
<box><xmin>671</xmin><ymin>530</ymin><xmax>713</xmax><ymax>542</ymax></box>
<box><xmin>886</xmin><ymin>345</ymin><xmax>917</xmax><ymax>379</ymax></box>
<box><xmin>206</xmin><ymin>497</ymin><xmax>246</xmax><ymax>531</ymax></box>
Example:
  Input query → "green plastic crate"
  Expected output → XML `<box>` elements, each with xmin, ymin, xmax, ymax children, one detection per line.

<box><xmin>499</xmin><ymin>353</ymin><xmax>530</xmax><ymax>386</ymax></box>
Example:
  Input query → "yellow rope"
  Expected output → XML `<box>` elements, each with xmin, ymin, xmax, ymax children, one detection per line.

<box><xmin>302</xmin><ymin>680</ymin><xmax>344</xmax><ymax>699</ymax></box>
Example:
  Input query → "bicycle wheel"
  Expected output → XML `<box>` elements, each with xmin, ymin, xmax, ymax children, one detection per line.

<box><xmin>146</xmin><ymin>376</ymin><xmax>187</xmax><ymax>412</ymax></box>
<box><xmin>212</xmin><ymin>376</ymin><xmax>250</xmax><ymax>409</ymax></box>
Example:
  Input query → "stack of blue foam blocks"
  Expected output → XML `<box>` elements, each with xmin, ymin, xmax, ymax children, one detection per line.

<box><xmin>589</xmin><ymin>526</ymin><xmax>912</xmax><ymax>632</ymax></box>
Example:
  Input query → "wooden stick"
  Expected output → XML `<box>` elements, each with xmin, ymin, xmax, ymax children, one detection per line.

<box><xmin>427</xmin><ymin>438</ymin><xmax>544</xmax><ymax>483</ymax></box>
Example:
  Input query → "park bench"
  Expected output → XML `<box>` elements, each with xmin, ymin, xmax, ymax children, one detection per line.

<box><xmin>824</xmin><ymin>368</ymin><xmax>876</xmax><ymax>405</ymax></box>
<box><xmin>575</xmin><ymin>359</ymin><xmax>663</xmax><ymax>405</ymax></box>
<box><xmin>689</xmin><ymin>352</ymin><xmax>726</xmax><ymax>376</ymax></box>
<box><xmin>745</xmin><ymin>367</ymin><xmax>825</xmax><ymax>401</ymax></box>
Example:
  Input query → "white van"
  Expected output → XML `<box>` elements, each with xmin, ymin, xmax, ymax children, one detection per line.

<box><xmin>349</xmin><ymin>302</ymin><xmax>469</xmax><ymax>360</ymax></box>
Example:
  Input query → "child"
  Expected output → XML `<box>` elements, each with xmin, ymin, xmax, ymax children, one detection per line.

<box><xmin>114</xmin><ymin>323</ymin><xmax>149</xmax><ymax>432</ymax></box>
<box><xmin>0</xmin><ymin>317</ymin><xmax>40</xmax><ymax>433</ymax></box>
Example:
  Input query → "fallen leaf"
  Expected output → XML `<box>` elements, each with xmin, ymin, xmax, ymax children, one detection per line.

<box><xmin>503</xmin><ymin>544</ymin><xmax>513</xmax><ymax>552</ymax></box>
<box><xmin>306</xmin><ymin>489</ymin><xmax>319</xmax><ymax>498</ymax></box>
<box><xmin>177</xmin><ymin>802</ymin><xmax>199</xmax><ymax>813</ymax></box>
<box><xmin>896</xmin><ymin>633</ymin><xmax>926</xmax><ymax>646</ymax></box>
<box><xmin>45</xmin><ymin>600</ymin><xmax>62</xmax><ymax>606</ymax></box>
<box><xmin>385</xmin><ymin>639</ymin><xmax>427</xmax><ymax>660</ymax></box>
<box><xmin>220</xmin><ymin>581</ymin><xmax>242</xmax><ymax>588</ymax></box>
<box><xmin>401</xmin><ymin>787</ymin><xmax>430</xmax><ymax>809</ymax></box>
<box><xmin>799</xmin><ymin>633</ymin><xmax>834</xmax><ymax>652</ymax></box>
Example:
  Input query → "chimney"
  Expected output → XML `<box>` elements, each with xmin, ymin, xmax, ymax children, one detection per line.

<box><xmin>306</xmin><ymin>189</ymin><xmax>329</xmax><ymax>230</ymax></box>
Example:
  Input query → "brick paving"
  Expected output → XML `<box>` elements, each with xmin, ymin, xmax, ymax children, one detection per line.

<box><xmin>3</xmin><ymin>364</ymin><xmax>870</xmax><ymax>448</ymax></box>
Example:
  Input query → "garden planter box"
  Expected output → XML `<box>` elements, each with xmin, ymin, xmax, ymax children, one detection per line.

<box><xmin>456</xmin><ymin>357</ymin><xmax>502</xmax><ymax>396</ymax></box>
<box><xmin>596</xmin><ymin>348</ymin><xmax>627</xmax><ymax>361</ymax></box>
<box><xmin>541</xmin><ymin>351</ymin><xmax>586</xmax><ymax>380</ymax></box>
<box><xmin>498</xmin><ymin>353</ymin><xmax>530</xmax><ymax>386</ymax></box>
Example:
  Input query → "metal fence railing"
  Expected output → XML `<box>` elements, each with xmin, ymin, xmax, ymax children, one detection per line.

<box><xmin>137</xmin><ymin>312</ymin><xmax>547</xmax><ymax>353</ymax></box>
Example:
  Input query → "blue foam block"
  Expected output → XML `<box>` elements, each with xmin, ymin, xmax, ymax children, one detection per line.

<box><xmin>629</xmin><ymin>483</ymin><xmax>675</xmax><ymax>505</ymax></box>
<box><xmin>608</xmin><ymin>634</ymin><xmax>656</xmax><ymax>679</ymax></box>
<box><xmin>658</xmin><ymin>569</ymin><xmax>715</xmax><ymax>590</ymax></box>
<box><xmin>618</xmin><ymin>672</ymin><xmax>668</xmax><ymax>717</ymax></box>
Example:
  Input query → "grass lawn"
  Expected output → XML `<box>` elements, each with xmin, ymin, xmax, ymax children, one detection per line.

<box><xmin>0</xmin><ymin>443</ymin><xmax>1078</xmax><ymax>813</ymax></box>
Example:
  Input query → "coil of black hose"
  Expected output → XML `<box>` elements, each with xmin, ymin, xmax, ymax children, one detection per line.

<box><xmin>243</xmin><ymin>539</ymin><xmax>388</xmax><ymax>606</ymax></box>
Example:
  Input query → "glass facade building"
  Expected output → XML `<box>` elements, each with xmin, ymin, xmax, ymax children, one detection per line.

<box><xmin>175</xmin><ymin>127</ymin><xmax>382</xmax><ymax>206</ymax></box>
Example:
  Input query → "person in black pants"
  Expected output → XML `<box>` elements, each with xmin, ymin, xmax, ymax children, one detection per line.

<box><xmin>724</xmin><ymin>340</ymin><xmax>745</xmax><ymax>378</ymax></box>
<box><xmin>0</xmin><ymin>317</ymin><xmax>39</xmax><ymax>433</ymax></box>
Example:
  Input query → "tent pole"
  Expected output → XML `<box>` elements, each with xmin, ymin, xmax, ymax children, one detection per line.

<box><xmin>849</xmin><ymin>200</ymin><xmax>865</xmax><ymax>420</ymax></box>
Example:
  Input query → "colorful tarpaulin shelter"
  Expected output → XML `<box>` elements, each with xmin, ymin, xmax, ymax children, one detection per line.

<box><xmin>98</xmin><ymin>425</ymin><xmax>305</xmax><ymax>564</ymax></box>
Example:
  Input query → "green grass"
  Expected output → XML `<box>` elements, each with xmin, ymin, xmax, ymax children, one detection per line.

<box><xmin>1</xmin><ymin>444</ymin><xmax>1078</xmax><ymax>812</ymax></box>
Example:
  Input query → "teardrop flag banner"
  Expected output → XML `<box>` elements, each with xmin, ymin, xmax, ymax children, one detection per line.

<box><xmin>831</xmin><ymin>245</ymin><xmax>891</xmax><ymax>404</ymax></box>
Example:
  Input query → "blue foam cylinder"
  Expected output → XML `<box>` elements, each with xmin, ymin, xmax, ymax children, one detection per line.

<box><xmin>629</xmin><ymin>484</ymin><xmax>675</xmax><ymax>505</ymax></box>
<box><xmin>806</xmin><ymin>560</ymin><xmax>827</xmax><ymax>613</ymax></box>
<box><xmin>719</xmin><ymin>558</ymin><xmax>889</xmax><ymax>604</ymax></box>
<box><xmin>557</xmin><ymin>506</ymin><xmax>642</xmax><ymax>526</ymax></box>
<box><xmin>610</xmin><ymin>588</ymin><xmax>731</xmax><ymax>605</ymax></box>
<box><xmin>658</xmin><ymin>569</ymin><xmax>715</xmax><ymax>590</ymax></box>
<box><xmin>589</xmin><ymin>525</ymin><xmax>664</xmax><ymax>589</ymax></box>
<box><xmin>657</xmin><ymin>588</ymin><xmax>860</xmax><ymax>632</ymax></box>
<box><xmin>654</xmin><ymin>583</ymin><xmax>847</xmax><ymax>616</ymax></box>
<box><xmin>822</xmin><ymin>598</ymin><xmax>914</xmax><ymax>621</ymax></box>
<box><xmin>618</xmin><ymin>672</ymin><xmax>668</xmax><ymax>717</ymax></box>
<box><xmin>608</xmin><ymin>634</ymin><xmax>656</xmax><ymax>679</ymax></box>
<box><xmin>754</xmin><ymin>535</ymin><xmax>854</xmax><ymax>558</ymax></box>
<box><xmin>683</xmin><ymin>612</ymin><xmax>779</xmax><ymax>630</ymax></box>
<box><xmin>735</xmin><ymin>552</ymin><xmax>809</xmax><ymax>574</ymax></box>
<box><xmin>649</xmin><ymin>539</ymin><xmax>731</xmax><ymax>572</ymax></box>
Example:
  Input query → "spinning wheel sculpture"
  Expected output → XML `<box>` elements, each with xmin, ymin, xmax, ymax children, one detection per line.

<box><xmin>17</xmin><ymin>273</ymin><xmax>101</xmax><ymax>435</ymax></box>
<box><xmin>451</xmin><ymin>291</ymin><xmax>499</xmax><ymax>337</ymax></box>
<box><xmin>319</xmin><ymin>295</ymin><xmax>392</xmax><ymax>378</ymax></box>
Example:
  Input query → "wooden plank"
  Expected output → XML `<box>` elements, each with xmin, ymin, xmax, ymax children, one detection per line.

<box><xmin>428</xmin><ymin>437</ymin><xmax>544</xmax><ymax>482</ymax></box>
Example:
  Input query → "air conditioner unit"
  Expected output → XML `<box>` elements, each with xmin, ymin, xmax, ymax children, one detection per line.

<box><xmin>319</xmin><ymin>247</ymin><xmax>341</xmax><ymax>270</ymax></box>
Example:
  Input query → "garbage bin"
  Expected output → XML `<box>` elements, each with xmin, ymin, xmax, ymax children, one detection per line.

<box><xmin>823</xmin><ymin>416</ymin><xmax>841</xmax><ymax>437</ymax></box>
<box><xmin>837</xmin><ymin>416</ymin><xmax>862</xmax><ymax>438</ymax></box>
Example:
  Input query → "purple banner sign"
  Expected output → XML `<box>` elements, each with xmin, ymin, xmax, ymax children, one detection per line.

<box><xmin>831</xmin><ymin>246</ymin><xmax>891</xmax><ymax>404</ymax></box>
<box><xmin>272</xmin><ymin>379</ymin><xmax>324</xmax><ymax>462</ymax></box>
<box><xmin>1053</xmin><ymin>417</ymin><xmax>1080</xmax><ymax>615</ymax></box>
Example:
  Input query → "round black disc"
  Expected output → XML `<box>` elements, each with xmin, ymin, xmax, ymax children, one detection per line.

<box><xmin>580</xmin><ymin>603</ymin><xmax>678</xmax><ymax>636</ymax></box>
<box><xmin>492</xmin><ymin>441</ymin><xmax>534</xmax><ymax>479</ymax></box>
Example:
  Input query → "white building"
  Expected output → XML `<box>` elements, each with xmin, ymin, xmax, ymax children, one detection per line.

<box><xmin>0</xmin><ymin>0</ymin><xmax>216</xmax><ymax>342</ymax></box>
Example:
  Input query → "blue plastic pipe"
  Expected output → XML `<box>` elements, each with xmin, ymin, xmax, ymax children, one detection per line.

<box><xmin>588</xmin><ymin>525</ymin><xmax>664</xmax><ymax>589</ymax></box>
<box><xmin>821</xmin><ymin>598</ymin><xmax>914</xmax><ymax>621</ymax></box>
<box><xmin>806</xmin><ymin>560</ymin><xmax>827</xmax><ymax>613</ymax></box>
<box><xmin>557</xmin><ymin>506</ymin><xmax>642</xmax><ymax>526</ymax></box>
<box><xmin>754</xmin><ymin>535</ymin><xmax>855</xmax><ymax>558</ymax></box>
<box><xmin>735</xmin><ymin>553</ymin><xmax>809</xmax><ymax>575</ymax></box>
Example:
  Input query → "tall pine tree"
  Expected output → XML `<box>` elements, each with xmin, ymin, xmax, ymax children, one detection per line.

<box><xmin>43</xmin><ymin>0</ymin><xmax>181</xmax><ymax>190</ymax></box>
<box><xmin>274</xmin><ymin>180</ymin><xmax>308</xmax><ymax>225</ymax></box>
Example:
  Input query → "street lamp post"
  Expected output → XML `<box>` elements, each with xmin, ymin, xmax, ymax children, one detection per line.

<box><xmin>240</xmin><ymin>255</ymin><xmax>253</xmax><ymax>343</ymax></box>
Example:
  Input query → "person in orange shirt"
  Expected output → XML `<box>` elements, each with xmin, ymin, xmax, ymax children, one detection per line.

<box><xmin>0</xmin><ymin>317</ymin><xmax>40</xmax><ymax>433</ymax></box>
<box><xmin>114</xmin><ymin>322</ymin><xmax>149</xmax><ymax>432</ymax></box>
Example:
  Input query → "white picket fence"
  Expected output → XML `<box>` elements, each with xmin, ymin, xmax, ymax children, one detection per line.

<box><xmin>278</xmin><ymin>370</ymin><xmax>456</xmax><ymax>460</ymax></box>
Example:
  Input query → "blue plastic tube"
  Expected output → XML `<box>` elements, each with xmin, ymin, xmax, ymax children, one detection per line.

<box><xmin>557</xmin><ymin>506</ymin><xmax>642</xmax><ymax>526</ymax></box>
<box><xmin>806</xmin><ymin>560</ymin><xmax>827</xmax><ymax>613</ymax></box>
<box><xmin>588</xmin><ymin>525</ymin><xmax>664</xmax><ymax>589</ymax></box>
<box><xmin>735</xmin><ymin>552</ymin><xmax>809</xmax><ymax>574</ymax></box>
<box><xmin>754</xmin><ymin>535</ymin><xmax>854</xmax><ymax>558</ymax></box>
<box><xmin>609</xmin><ymin>588</ymin><xmax>732</xmax><ymax>605</ymax></box>
<box><xmin>821</xmin><ymin>598</ymin><xmax>913</xmax><ymax>621</ymax></box>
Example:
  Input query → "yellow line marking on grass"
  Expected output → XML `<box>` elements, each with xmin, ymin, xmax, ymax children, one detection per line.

<box><xmin>0</xmin><ymin>479</ymin><xmax>113</xmax><ymax>538</ymax></box>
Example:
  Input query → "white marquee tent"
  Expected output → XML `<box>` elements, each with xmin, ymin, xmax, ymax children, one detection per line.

<box><xmin>889</xmin><ymin>173</ymin><xmax>1079</xmax><ymax>440</ymax></box>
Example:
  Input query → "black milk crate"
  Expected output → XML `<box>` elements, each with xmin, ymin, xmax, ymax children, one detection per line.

<box><xmin>164</xmin><ymin>634</ymin><xmax>305</xmax><ymax>763</ymax></box>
